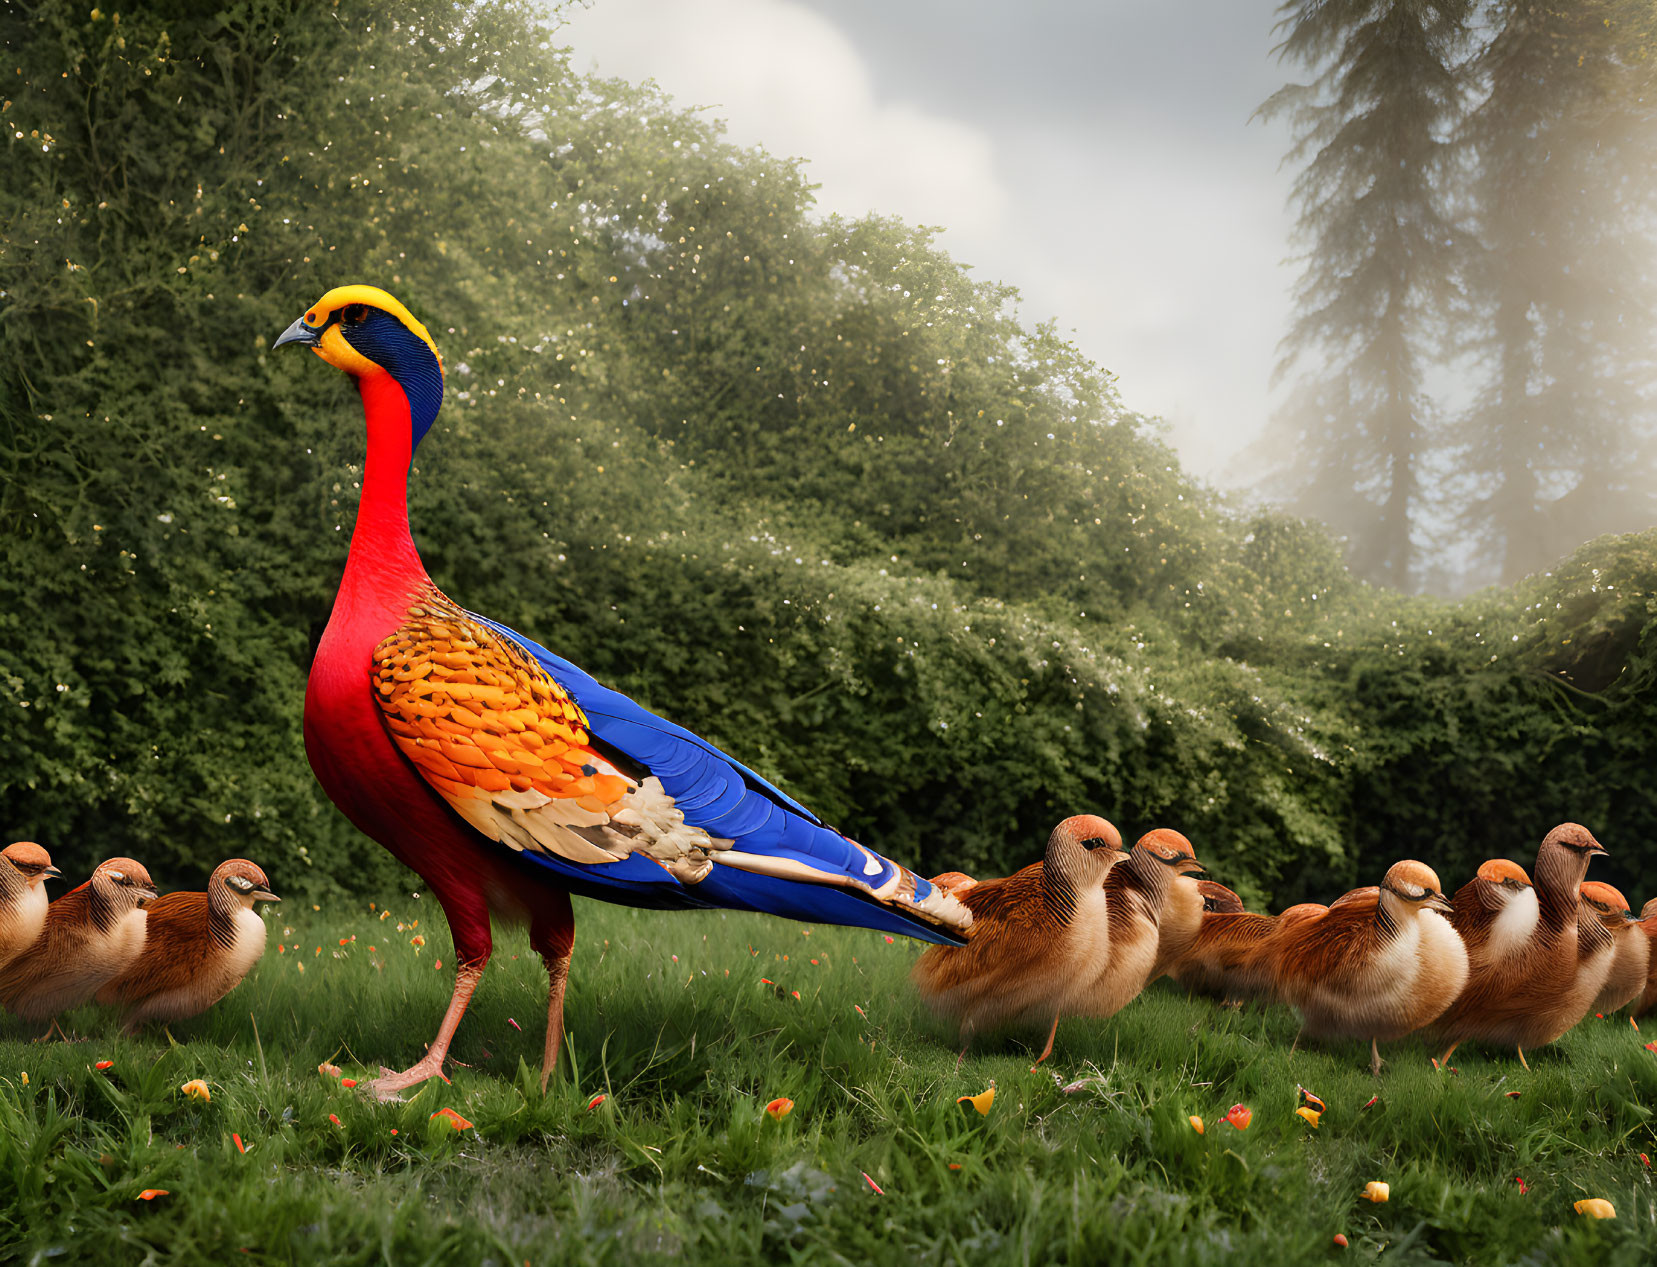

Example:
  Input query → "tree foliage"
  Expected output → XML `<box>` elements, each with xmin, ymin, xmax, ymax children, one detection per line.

<box><xmin>1261</xmin><ymin>0</ymin><xmax>1471</xmax><ymax>591</ymax></box>
<box><xmin>1457</xmin><ymin>0</ymin><xmax>1657</xmax><ymax>584</ymax></box>
<box><xmin>1</xmin><ymin>0</ymin><xmax>1653</xmax><ymax>910</ymax></box>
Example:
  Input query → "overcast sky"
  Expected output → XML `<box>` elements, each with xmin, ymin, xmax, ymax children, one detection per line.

<box><xmin>552</xmin><ymin>0</ymin><xmax>1298</xmax><ymax>484</ymax></box>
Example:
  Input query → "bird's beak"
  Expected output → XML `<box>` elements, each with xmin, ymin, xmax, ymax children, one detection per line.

<box><xmin>1177</xmin><ymin>859</ymin><xmax>1207</xmax><ymax>876</ymax></box>
<box><xmin>135</xmin><ymin>888</ymin><xmax>159</xmax><ymax>907</ymax></box>
<box><xmin>273</xmin><ymin>315</ymin><xmax>322</xmax><ymax>350</ymax></box>
<box><xmin>250</xmin><ymin>888</ymin><xmax>281</xmax><ymax>904</ymax></box>
<box><xmin>43</xmin><ymin>865</ymin><xmax>63</xmax><ymax>879</ymax></box>
<box><xmin>1590</xmin><ymin>843</ymin><xmax>1609</xmax><ymax>859</ymax></box>
<box><xmin>1425</xmin><ymin>892</ymin><xmax>1454</xmax><ymax>914</ymax></box>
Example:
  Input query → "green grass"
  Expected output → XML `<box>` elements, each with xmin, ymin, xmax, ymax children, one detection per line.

<box><xmin>4</xmin><ymin>897</ymin><xmax>1657</xmax><ymax>1265</ymax></box>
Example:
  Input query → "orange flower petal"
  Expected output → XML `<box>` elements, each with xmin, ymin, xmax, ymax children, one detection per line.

<box><xmin>136</xmin><ymin>1189</ymin><xmax>169</xmax><ymax>1201</ymax></box>
<box><xmin>95</xmin><ymin>1060</ymin><xmax>113</xmax><ymax>1071</ymax></box>
<box><xmin>587</xmin><ymin>1093</ymin><xmax>607</xmax><ymax>1111</ymax></box>
<box><xmin>765</xmin><ymin>1097</ymin><xmax>794</xmax><ymax>1121</ymax></box>
<box><xmin>430</xmin><ymin>1107</ymin><xmax>474</xmax><ymax>1131</ymax></box>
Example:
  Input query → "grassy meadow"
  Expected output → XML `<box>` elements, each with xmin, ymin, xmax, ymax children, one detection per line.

<box><xmin>3</xmin><ymin>896</ymin><xmax>1657</xmax><ymax>1265</ymax></box>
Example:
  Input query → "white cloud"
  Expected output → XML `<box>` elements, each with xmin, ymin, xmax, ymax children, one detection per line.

<box><xmin>553</xmin><ymin>0</ymin><xmax>1009</xmax><ymax>238</ymax></box>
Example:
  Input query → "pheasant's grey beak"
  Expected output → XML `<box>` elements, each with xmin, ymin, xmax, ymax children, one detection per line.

<box><xmin>135</xmin><ymin>888</ymin><xmax>159</xmax><ymax>907</ymax></box>
<box><xmin>1425</xmin><ymin>892</ymin><xmax>1454</xmax><ymax>914</ymax></box>
<box><xmin>273</xmin><ymin>315</ymin><xmax>321</xmax><ymax>350</ymax></box>
<box><xmin>43</xmin><ymin>865</ymin><xmax>63</xmax><ymax>879</ymax></box>
<box><xmin>250</xmin><ymin>888</ymin><xmax>281</xmax><ymax>904</ymax></box>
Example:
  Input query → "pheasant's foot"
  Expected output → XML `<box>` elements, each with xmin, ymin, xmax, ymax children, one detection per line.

<box><xmin>1369</xmin><ymin>1038</ymin><xmax>1385</xmax><ymax>1078</ymax></box>
<box><xmin>1029</xmin><ymin>1013</ymin><xmax>1060</xmax><ymax>1073</ymax></box>
<box><xmin>1516</xmin><ymin>1045</ymin><xmax>1530</xmax><ymax>1071</ymax></box>
<box><xmin>359</xmin><ymin>1055</ymin><xmax>450</xmax><ymax>1102</ymax></box>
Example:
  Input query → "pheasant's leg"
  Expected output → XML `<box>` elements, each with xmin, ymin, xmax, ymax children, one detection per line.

<box><xmin>955</xmin><ymin>1017</ymin><xmax>976</xmax><ymax>1070</ymax></box>
<box><xmin>360</xmin><ymin>959</ymin><xmax>486</xmax><ymax>1101</ymax></box>
<box><xmin>1289</xmin><ymin>1026</ymin><xmax>1303</xmax><ymax>1056</ymax></box>
<box><xmin>1435</xmin><ymin>1040</ymin><xmax>1460</xmax><ymax>1069</ymax></box>
<box><xmin>540</xmin><ymin>952</ymin><xmax>572</xmax><ymax>1093</ymax></box>
<box><xmin>1516</xmin><ymin>1045</ymin><xmax>1530</xmax><ymax>1071</ymax></box>
<box><xmin>32</xmin><ymin>1018</ymin><xmax>69</xmax><ymax>1043</ymax></box>
<box><xmin>1029</xmin><ymin>1013</ymin><xmax>1061</xmax><ymax>1072</ymax></box>
<box><xmin>1369</xmin><ymin>1038</ymin><xmax>1385</xmax><ymax>1077</ymax></box>
<box><xmin>530</xmin><ymin>887</ymin><xmax>576</xmax><ymax>1094</ymax></box>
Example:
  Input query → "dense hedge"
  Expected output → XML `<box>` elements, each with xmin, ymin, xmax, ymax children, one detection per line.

<box><xmin>1</xmin><ymin>0</ymin><xmax>1652</xmax><ymax>907</ymax></box>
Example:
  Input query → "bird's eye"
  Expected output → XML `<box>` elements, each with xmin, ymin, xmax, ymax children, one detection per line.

<box><xmin>1079</xmin><ymin>837</ymin><xmax>1111</xmax><ymax>851</ymax></box>
<box><xmin>108</xmin><ymin>870</ymin><xmax>125</xmax><ymax>883</ymax></box>
<box><xmin>340</xmin><ymin>304</ymin><xmax>370</xmax><ymax>325</ymax></box>
<box><xmin>305</xmin><ymin>311</ymin><xmax>319</xmax><ymax>325</ymax></box>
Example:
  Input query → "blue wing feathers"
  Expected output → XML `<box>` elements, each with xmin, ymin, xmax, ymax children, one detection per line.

<box><xmin>471</xmin><ymin>613</ymin><xmax>960</xmax><ymax>946</ymax></box>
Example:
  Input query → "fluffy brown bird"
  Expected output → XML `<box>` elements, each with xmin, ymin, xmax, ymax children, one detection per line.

<box><xmin>1069</xmin><ymin>828</ymin><xmax>1206</xmax><ymax>1021</ymax></box>
<box><xmin>0</xmin><ymin>858</ymin><xmax>156</xmax><ymax>1034</ymax></box>
<box><xmin>1169</xmin><ymin>881</ymin><xmax>1273</xmax><ymax>1001</ymax></box>
<box><xmin>0</xmin><ymin>843</ymin><xmax>63</xmax><ymax>974</ymax></box>
<box><xmin>1579</xmin><ymin>881</ymin><xmax>1647</xmax><ymax>1016</ymax></box>
<box><xmin>912</xmin><ymin>815</ymin><xmax>1125</xmax><ymax>1063</ymax></box>
<box><xmin>1631</xmin><ymin>898</ymin><xmax>1657</xmax><ymax>1019</ymax></box>
<box><xmin>1252</xmin><ymin>861</ymin><xmax>1466</xmax><ymax>1075</ymax></box>
<box><xmin>1431</xmin><ymin>823</ymin><xmax>1608</xmax><ymax>1068</ymax></box>
<box><xmin>929</xmin><ymin>871</ymin><xmax>979</xmax><ymax>897</ymax></box>
<box><xmin>96</xmin><ymin>859</ymin><xmax>280</xmax><ymax>1027</ymax></box>
<box><xmin>1146</xmin><ymin>833</ymin><xmax>1211</xmax><ymax>984</ymax></box>
<box><xmin>1444</xmin><ymin>860</ymin><xmax>1538</xmax><ymax>977</ymax></box>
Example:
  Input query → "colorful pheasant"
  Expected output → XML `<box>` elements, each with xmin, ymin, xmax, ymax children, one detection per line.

<box><xmin>275</xmin><ymin>286</ymin><xmax>970</xmax><ymax>1098</ymax></box>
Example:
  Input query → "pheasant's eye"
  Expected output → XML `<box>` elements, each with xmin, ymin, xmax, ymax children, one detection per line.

<box><xmin>340</xmin><ymin>304</ymin><xmax>370</xmax><ymax>325</ymax></box>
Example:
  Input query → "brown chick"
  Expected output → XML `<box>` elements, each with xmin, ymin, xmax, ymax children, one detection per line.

<box><xmin>912</xmin><ymin>815</ymin><xmax>1125</xmax><ymax>1064</ymax></box>
<box><xmin>1146</xmin><ymin>832</ymin><xmax>1211</xmax><ymax>984</ymax></box>
<box><xmin>1169</xmin><ymin>881</ymin><xmax>1273</xmax><ymax>1001</ymax></box>
<box><xmin>1445</xmin><ymin>860</ymin><xmax>1539</xmax><ymax>977</ymax></box>
<box><xmin>1430</xmin><ymin>823</ymin><xmax>1608</xmax><ymax>1068</ymax></box>
<box><xmin>96</xmin><ymin>859</ymin><xmax>280</xmax><ymax>1028</ymax></box>
<box><xmin>1253</xmin><ymin>860</ymin><xmax>1467</xmax><ymax>1075</ymax></box>
<box><xmin>1580</xmin><ymin>881</ymin><xmax>1647</xmax><ymax>1016</ymax></box>
<box><xmin>1631</xmin><ymin>898</ymin><xmax>1657</xmax><ymax>1019</ymax></box>
<box><xmin>0</xmin><ymin>858</ymin><xmax>156</xmax><ymax>1034</ymax></box>
<box><xmin>929</xmin><ymin>871</ymin><xmax>979</xmax><ymax>897</ymax></box>
<box><xmin>0</xmin><ymin>843</ymin><xmax>64</xmax><ymax>974</ymax></box>
<box><xmin>1070</xmin><ymin>828</ymin><xmax>1206</xmax><ymax>1021</ymax></box>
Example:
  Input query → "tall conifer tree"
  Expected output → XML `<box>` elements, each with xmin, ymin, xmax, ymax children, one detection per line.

<box><xmin>1457</xmin><ymin>0</ymin><xmax>1657</xmax><ymax>584</ymax></box>
<box><xmin>1261</xmin><ymin>0</ymin><xmax>1471</xmax><ymax>590</ymax></box>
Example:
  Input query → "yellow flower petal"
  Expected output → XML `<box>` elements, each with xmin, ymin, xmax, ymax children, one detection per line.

<box><xmin>1362</xmin><ymin>1181</ymin><xmax>1390</xmax><ymax>1203</ymax></box>
<box><xmin>180</xmin><ymin>1079</ymin><xmax>211</xmax><ymax>1103</ymax></box>
<box><xmin>956</xmin><ymin>1086</ymin><xmax>995</xmax><ymax>1115</ymax></box>
<box><xmin>1188</xmin><ymin>1115</ymin><xmax>1204</xmax><ymax>1135</ymax></box>
<box><xmin>1296</xmin><ymin>1106</ymin><xmax>1321</xmax><ymax>1129</ymax></box>
<box><xmin>1574</xmin><ymin>1198</ymin><xmax>1616</xmax><ymax>1219</ymax></box>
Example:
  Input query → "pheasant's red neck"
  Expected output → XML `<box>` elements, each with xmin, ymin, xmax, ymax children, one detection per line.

<box><xmin>342</xmin><ymin>372</ymin><xmax>428</xmax><ymax>604</ymax></box>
